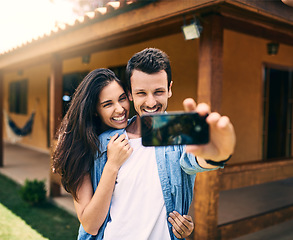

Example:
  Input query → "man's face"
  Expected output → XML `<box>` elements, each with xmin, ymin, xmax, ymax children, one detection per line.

<box><xmin>128</xmin><ymin>69</ymin><xmax>172</xmax><ymax>117</ymax></box>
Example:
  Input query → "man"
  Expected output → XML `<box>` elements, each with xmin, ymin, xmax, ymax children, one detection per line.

<box><xmin>118</xmin><ymin>48</ymin><xmax>234</xmax><ymax>240</ymax></box>
<box><xmin>81</xmin><ymin>48</ymin><xmax>235</xmax><ymax>240</ymax></box>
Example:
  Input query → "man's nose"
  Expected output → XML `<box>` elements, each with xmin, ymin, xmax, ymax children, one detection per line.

<box><xmin>146</xmin><ymin>94</ymin><xmax>156</xmax><ymax>107</ymax></box>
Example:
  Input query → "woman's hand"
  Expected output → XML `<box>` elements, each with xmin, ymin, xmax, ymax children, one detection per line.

<box><xmin>106</xmin><ymin>133</ymin><xmax>133</xmax><ymax>170</ymax></box>
<box><xmin>168</xmin><ymin>211</ymin><xmax>194</xmax><ymax>239</ymax></box>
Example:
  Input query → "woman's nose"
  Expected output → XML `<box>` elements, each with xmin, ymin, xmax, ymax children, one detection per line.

<box><xmin>115</xmin><ymin>103</ymin><xmax>124</xmax><ymax>113</ymax></box>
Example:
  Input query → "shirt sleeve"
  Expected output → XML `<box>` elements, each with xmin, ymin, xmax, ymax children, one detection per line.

<box><xmin>179</xmin><ymin>146</ymin><xmax>219</xmax><ymax>175</ymax></box>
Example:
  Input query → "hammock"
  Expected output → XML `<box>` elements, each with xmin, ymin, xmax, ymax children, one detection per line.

<box><xmin>3</xmin><ymin>110</ymin><xmax>36</xmax><ymax>142</ymax></box>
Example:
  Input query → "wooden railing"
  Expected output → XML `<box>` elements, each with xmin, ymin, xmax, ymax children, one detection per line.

<box><xmin>193</xmin><ymin>159</ymin><xmax>293</xmax><ymax>240</ymax></box>
<box><xmin>220</xmin><ymin>159</ymin><xmax>293</xmax><ymax>191</ymax></box>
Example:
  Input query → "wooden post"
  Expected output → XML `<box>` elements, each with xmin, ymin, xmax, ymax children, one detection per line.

<box><xmin>50</xmin><ymin>54</ymin><xmax>63</xmax><ymax>141</ymax></box>
<box><xmin>0</xmin><ymin>71</ymin><xmax>3</xmax><ymax>167</ymax></box>
<box><xmin>194</xmin><ymin>171</ymin><xmax>220</xmax><ymax>240</ymax></box>
<box><xmin>194</xmin><ymin>13</ymin><xmax>224</xmax><ymax>240</ymax></box>
<box><xmin>49</xmin><ymin>54</ymin><xmax>63</xmax><ymax>197</ymax></box>
<box><xmin>197</xmin><ymin>13</ymin><xmax>224</xmax><ymax>112</ymax></box>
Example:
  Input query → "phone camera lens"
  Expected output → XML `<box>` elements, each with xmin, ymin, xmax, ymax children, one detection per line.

<box><xmin>194</xmin><ymin>125</ymin><xmax>202</xmax><ymax>132</ymax></box>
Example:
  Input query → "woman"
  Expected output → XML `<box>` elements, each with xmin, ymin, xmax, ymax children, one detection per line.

<box><xmin>52</xmin><ymin>68</ymin><xmax>193</xmax><ymax>239</ymax></box>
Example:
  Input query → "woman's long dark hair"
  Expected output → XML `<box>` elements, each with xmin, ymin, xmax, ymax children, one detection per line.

<box><xmin>52</xmin><ymin>68</ymin><xmax>123</xmax><ymax>201</ymax></box>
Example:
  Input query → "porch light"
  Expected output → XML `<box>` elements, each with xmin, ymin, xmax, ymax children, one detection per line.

<box><xmin>82</xmin><ymin>55</ymin><xmax>91</xmax><ymax>64</ymax></box>
<box><xmin>62</xmin><ymin>94</ymin><xmax>71</xmax><ymax>102</ymax></box>
<box><xmin>267</xmin><ymin>42</ymin><xmax>279</xmax><ymax>55</ymax></box>
<box><xmin>182</xmin><ymin>17</ymin><xmax>202</xmax><ymax>40</ymax></box>
<box><xmin>17</xmin><ymin>70</ymin><xmax>23</xmax><ymax>76</ymax></box>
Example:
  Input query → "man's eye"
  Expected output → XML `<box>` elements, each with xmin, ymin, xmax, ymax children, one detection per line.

<box><xmin>155</xmin><ymin>91</ymin><xmax>165</xmax><ymax>95</ymax></box>
<box><xmin>137</xmin><ymin>92</ymin><xmax>146</xmax><ymax>96</ymax></box>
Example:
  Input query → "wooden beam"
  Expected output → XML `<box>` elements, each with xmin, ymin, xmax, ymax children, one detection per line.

<box><xmin>220</xmin><ymin>159</ymin><xmax>293</xmax><ymax>191</ymax></box>
<box><xmin>0</xmin><ymin>71</ymin><xmax>3</xmax><ymax>167</ymax></box>
<box><xmin>49</xmin><ymin>54</ymin><xmax>63</xmax><ymax>197</ymax></box>
<box><xmin>197</xmin><ymin>13</ymin><xmax>224</xmax><ymax>112</ymax></box>
<box><xmin>222</xmin><ymin>14</ymin><xmax>293</xmax><ymax>46</ymax></box>
<box><xmin>218</xmin><ymin>204</ymin><xmax>293</xmax><ymax>239</ymax></box>
<box><xmin>225</xmin><ymin>0</ymin><xmax>293</xmax><ymax>23</ymax></box>
<box><xmin>193</xmin><ymin>13</ymin><xmax>225</xmax><ymax>240</ymax></box>
<box><xmin>49</xmin><ymin>54</ymin><xmax>63</xmax><ymax>141</ymax></box>
<box><xmin>193</xmin><ymin>13</ymin><xmax>224</xmax><ymax>240</ymax></box>
<box><xmin>194</xmin><ymin>171</ymin><xmax>221</xmax><ymax>240</ymax></box>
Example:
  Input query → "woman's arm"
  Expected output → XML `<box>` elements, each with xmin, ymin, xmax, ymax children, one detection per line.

<box><xmin>74</xmin><ymin>164</ymin><xmax>117</xmax><ymax>235</ymax></box>
<box><xmin>74</xmin><ymin>133</ymin><xmax>132</xmax><ymax>235</ymax></box>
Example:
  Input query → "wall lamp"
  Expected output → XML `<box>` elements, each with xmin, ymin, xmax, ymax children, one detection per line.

<box><xmin>182</xmin><ymin>16</ymin><xmax>202</xmax><ymax>40</ymax></box>
<box><xmin>267</xmin><ymin>42</ymin><xmax>279</xmax><ymax>55</ymax></box>
<box><xmin>17</xmin><ymin>70</ymin><xmax>23</xmax><ymax>76</ymax></box>
<box><xmin>82</xmin><ymin>54</ymin><xmax>91</xmax><ymax>64</ymax></box>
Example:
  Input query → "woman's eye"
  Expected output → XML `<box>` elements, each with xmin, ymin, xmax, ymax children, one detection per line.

<box><xmin>102</xmin><ymin>103</ymin><xmax>112</xmax><ymax>108</ymax></box>
<box><xmin>119</xmin><ymin>96</ymin><xmax>127</xmax><ymax>101</ymax></box>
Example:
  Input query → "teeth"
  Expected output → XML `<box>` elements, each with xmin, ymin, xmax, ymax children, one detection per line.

<box><xmin>144</xmin><ymin>108</ymin><xmax>158</xmax><ymax>113</ymax></box>
<box><xmin>113</xmin><ymin>115</ymin><xmax>126</xmax><ymax>121</ymax></box>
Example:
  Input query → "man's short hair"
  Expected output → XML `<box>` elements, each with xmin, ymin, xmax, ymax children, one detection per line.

<box><xmin>125</xmin><ymin>48</ymin><xmax>172</xmax><ymax>92</ymax></box>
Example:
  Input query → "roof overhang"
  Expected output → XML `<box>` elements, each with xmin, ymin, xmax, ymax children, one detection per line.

<box><xmin>1</xmin><ymin>0</ymin><xmax>293</xmax><ymax>72</ymax></box>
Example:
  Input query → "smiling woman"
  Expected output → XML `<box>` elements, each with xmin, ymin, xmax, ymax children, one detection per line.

<box><xmin>0</xmin><ymin>203</ymin><xmax>48</xmax><ymax>240</ymax></box>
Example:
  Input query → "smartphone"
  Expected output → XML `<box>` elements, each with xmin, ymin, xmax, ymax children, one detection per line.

<box><xmin>141</xmin><ymin>112</ymin><xmax>209</xmax><ymax>146</ymax></box>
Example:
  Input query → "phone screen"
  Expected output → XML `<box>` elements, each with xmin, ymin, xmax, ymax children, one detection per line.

<box><xmin>141</xmin><ymin>112</ymin><xmax>209</xmax><ymax>146</ymax></box>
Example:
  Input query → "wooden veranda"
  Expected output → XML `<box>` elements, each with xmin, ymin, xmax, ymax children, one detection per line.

<box><xmin>1</xmin><ymin>1</ymin><xmax>293</xmax><ymax>239</ymax></box>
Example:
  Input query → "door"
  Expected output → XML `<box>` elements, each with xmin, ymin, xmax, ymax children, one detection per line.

<box><xmin>263</xmin><ymin>67</ymin><xmax>293</xmax><ymax>160</ymax></box>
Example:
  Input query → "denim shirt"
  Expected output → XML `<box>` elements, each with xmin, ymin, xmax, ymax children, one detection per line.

<box><xmin>78</xmin><ymin>122</ymin><xmax>213</xmax><ymax>240</ymax></box>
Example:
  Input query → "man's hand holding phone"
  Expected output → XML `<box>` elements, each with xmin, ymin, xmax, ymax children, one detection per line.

<box><xmin>183</xmin><ymin>98</ymin><xmax>236</xmax><ymax>169</ymax></box>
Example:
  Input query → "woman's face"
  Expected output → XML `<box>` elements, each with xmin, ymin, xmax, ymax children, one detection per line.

<box><xmin>97</xmin><ymin>80</ymin><xmax>130</xmax><ymax>129</ymax></box>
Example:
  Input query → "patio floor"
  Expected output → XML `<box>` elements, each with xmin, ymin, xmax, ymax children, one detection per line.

<box><xmin>1</xmin><ymin>142</ymin><xmax>293</xmax><ymax>239</ymax></box>
<box><xmin>0</xmin><ymin>142</ymin><xmax>76</xmax><ymax>216</ymax></box>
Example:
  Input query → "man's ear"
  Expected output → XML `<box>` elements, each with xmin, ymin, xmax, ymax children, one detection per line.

<box><xmin>168</xmin><ymin>81</ymin><xmax>173</xmax><ymax>98</ymax></box>
<box><xmin>128</xmin><ymin>91</ymin><xmax>133</xmax><ymax>101</ymax></box>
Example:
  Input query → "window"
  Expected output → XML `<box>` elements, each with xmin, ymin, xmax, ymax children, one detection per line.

<box><xmin>62</xmin><ymin>72</ymin><xmax>88</xmax><ymax>116</ymax></box>
<box><xmin>9</xmin><ymin>79</ymin><xmax>28</xmax><ymax>114</ymax></box>
<box><xmin>110</xmin><ymin>65</ymin><xmax>126</xmax><ymax>84</ymax></box>
<box><xmin>263</xmin><ymin>67</ymin><xmax>293</xmax><ymax>160</ymax></box>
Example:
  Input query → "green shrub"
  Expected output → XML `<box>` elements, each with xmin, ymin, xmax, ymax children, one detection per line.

<box><xmin>20</xmin><ymin>179</ymin><xmax>47</xmax><ymax>206</ymax></box>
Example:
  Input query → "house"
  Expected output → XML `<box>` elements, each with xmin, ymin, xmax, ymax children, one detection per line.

<box><xmin>1</xmin><ymin>0</ymin><xmax>293</xmax><ymax>239</ymax></box>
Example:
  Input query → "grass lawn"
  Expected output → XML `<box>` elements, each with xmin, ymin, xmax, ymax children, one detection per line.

<box><xmin>0</xmin><ymin>173</ymin><xmax>80</xmax><ymax>240</ymax></box>
<box><xmin>0</xmin><ymin>203</ymin><xmax>48</xmax><ymax>240</ymax></box>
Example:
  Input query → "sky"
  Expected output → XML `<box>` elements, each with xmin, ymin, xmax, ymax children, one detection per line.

<box><xmin>0</xmin><ymin>0</ymin><xmax>77</xmax><ymax>53</ymax></box>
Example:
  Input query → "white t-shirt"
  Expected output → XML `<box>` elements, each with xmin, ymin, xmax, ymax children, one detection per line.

<box><xmin>103</xmin><ymin>137</ymin><xmax>171</xmax><ymax>240</ymax></box>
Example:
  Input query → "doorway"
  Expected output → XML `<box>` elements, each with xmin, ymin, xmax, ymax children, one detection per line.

<box><xmin>263</xmin><ymin>66</ymin><xmax>293</xmax><ymax>160</ymax></box>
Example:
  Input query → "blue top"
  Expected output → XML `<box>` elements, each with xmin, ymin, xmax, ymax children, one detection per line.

<box><xmin>77</xmin><ymin>118</ymin><xmax>214</xmax><ymax>240</ymax></box>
